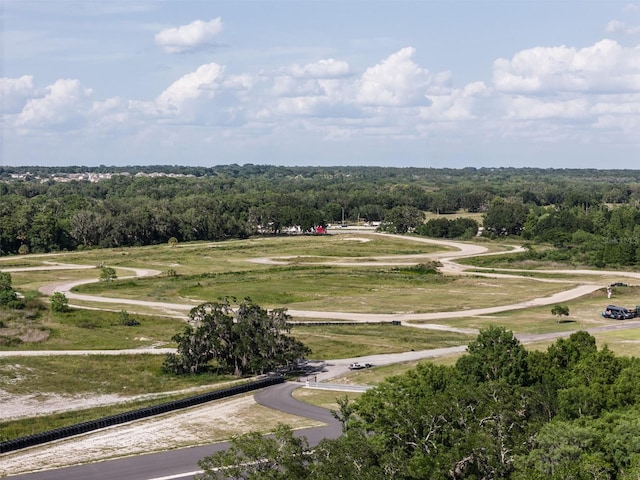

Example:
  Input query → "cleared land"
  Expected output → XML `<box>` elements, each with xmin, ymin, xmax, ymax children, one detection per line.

<box><xmin>2</xmin><ymin>232</ymin><xmax>640</xmax><ymax>474</ymax></box>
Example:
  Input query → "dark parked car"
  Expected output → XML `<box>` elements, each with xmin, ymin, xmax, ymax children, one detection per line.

<box><xmin>602</xmin><ymin>305</ymin><xmax>635</xmax><ymax>320</ymax></box>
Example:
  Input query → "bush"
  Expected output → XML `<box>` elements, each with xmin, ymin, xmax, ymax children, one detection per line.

<box><xmin>398</xmin><ymin>261</ymin><xmax>442</xmax><ymax>275</ymax></box>
<box><xmin>551</xmin><ymin>304</ymin><xmax>570</xmax><ymax>319</ymax></box>
<box><xmin>100</xmin><ymin>267</ymin><xmax>117</xmax><ymax>282</ymax></box>
<box><xmin>117</xmin><ymin>310</ymin><xmax>140</xmax><ymax>326</ymax></box>
<box><xmin>0</xmin><ymin>335</ymin><xmax>23</xmax><ymax>346</ymax></box>
<box><xmin>50</xmin><ymin>292</ymin><xmax>69</xmax><ymax>313</ymax></box>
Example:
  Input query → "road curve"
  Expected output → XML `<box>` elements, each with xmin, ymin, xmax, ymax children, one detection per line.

<box><xmin>4</xmin><ymin>233</ymin><xmax>640</xmax><ymax>478</ymax></box>
<box><xmin>6</xmin><ymin>382</ymin><xmax>341</xmax><ymax>480</ymax></box>
<box><xmin>5</xmin><ymin>233</ymin><xmax>632</xmax><ymax>331</ymax></box>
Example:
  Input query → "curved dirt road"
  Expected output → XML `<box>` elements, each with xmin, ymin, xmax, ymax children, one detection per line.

<box><xmin>10</xmin><ymin>233</ymin><xmax>633</xmax><ymax>329</ymax></box>
<box><xmin>3</xmin><ymin>233</ymin><xmax>640</xmax><ymax>477</ymax></box>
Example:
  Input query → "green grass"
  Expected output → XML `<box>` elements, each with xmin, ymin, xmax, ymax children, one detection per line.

<box><xmin>71</xmin><ymin>269</ymin><xmax>575</xmax><ymax>316</ymax></box>
<box><xmin>0</xmin><ymin>309</ymin><xmax>184</xmax><ymax>351</ymax></box>
<box><xmin>407</xmin><ymin>285</ymin><xmax>640</xmax><ymax>335</ymax></box>
<box><xmin>5</xmin><ymin>234</ymin><xmax>640</xmax><ymax>432</ymax></box>
<box><xmin>290</xmin><ymin>324</ymin><xmax>475</xmax><ymax>359</ymax></box>
<box><xmin>292</xmin><ymin>388</ymin><xmax>362</xmax><ymax>412</ymax></box>
<box><xmin>0</xmin><ymin>354</ymin><xmax>233</xmax><ymax>396</ymax></box>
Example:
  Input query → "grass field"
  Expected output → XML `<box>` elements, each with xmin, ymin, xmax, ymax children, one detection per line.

<box><xmin>3</xmin><ymin>233</ymin><xmax>640</xmax><ymax>444</ymax></box>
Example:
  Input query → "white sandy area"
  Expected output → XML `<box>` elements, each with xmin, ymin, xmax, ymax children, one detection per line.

<box><xmin>0</xmin><ymin>395</ymin><xmax>319</xmax><ymax>476</ymax></box>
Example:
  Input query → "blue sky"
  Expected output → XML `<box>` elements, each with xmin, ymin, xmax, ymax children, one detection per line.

<box><xmin>1</xmin><ymin>0</ymin><xmax>639</xmax><ymax>169</ymax></box>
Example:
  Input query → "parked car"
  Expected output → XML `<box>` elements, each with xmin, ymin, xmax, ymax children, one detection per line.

<box><xmin>610</xmin><ymin>282</ymin><xmax>628</xmax><ymax>287</ymax></box>
<box><xmin>602</xmin><ymin>305</ymin><xmax>635</xmax><ymax>320</ymax></box>
<box><xmin>348</xmin><ymin>362</ymin><xmax>373</xmax><ymax>370</ymax></box>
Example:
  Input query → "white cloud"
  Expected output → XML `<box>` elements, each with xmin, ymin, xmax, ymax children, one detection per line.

<box><xmin>156</xmin><ymin>63</ymin><xmax>224</xmax><ymax>113</ymax></box>
<box><xmin>271</xmin><ymin>77</ymin><xmax>326</xmax><ymax>97</ymax></box>
<box><xmin>155</xmin><ymin>18</ymin><xmax>223</xmax><ymax>54</ymax></box>
<box><xmin>0</xmin><ymin>75</ymin><xmax>36</xmax><ymax>113</ymax></box>
<box><xmin>504</xmin><ymin>96</ymin><xmax>590</xmax><ymax>120</ymax></box>
<box><xmin>16</xmin><ymin>78</ymin><xmax>92</xmax><ymax>129</ymax></box>
<box><xmin>422</xmin><ymin>81</ymin><xmax>487</xmax><ymax>121</ymax></box>
<box><xmin>356</xmin><ymin>47</ymin><xmax>446</xmax><ymax>107</ymax></box>
<box><xmin>287</xmin><ymin>59</ymin><xmax>350</xmax><ymax>78</ymax></box>
<box><xmin>493</xmin><ymin>39</ymin><xmax>640</xmax><ymax>94</ymax></box>
<box><xmin>6</xmin><ymin>41</ymin><xmax>637</xmax><ymax>161</ymax></box>
<box><xmin>605</xmin><ymin>19</ymin><xmax>640</xmax><ymax>35</ymax></box>
<box><xmin>154</xmin><ymin>63</ymin><xmax>252</xmax><ymax>126</ymax></box>
<box><xmin>624</xmin><ymin>3</ymin><xmax>640</xmax><ymax>13</ymax></box>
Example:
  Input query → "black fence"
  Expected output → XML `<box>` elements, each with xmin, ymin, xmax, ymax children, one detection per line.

<box><xmin>0</xmin><ymin>375</ymin><xmax>284</xmax><ymax>454</ymax></box>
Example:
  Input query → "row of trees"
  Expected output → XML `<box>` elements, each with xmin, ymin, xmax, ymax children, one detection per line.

<box><xmin>2</xmin><ymin>165</ymin><xmax>640</xmax><ymax>266</ymax></box>
<box><xmin>197</xmin><ymin>328</ymin><xmax>640</xmax><ymax>479</ymax></box>
<box><xmin>163</xmin><ymin>299</ymin><xmax>309</xmax><ymax>376</ymax></box>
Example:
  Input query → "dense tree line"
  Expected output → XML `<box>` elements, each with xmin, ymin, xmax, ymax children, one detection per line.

<box><xmin>1</xmin><ymin>165</ymin><xmax>639</xmax><ymax>266</ymax></box>
<box><xmin>198</xmin><ymin>328</ymin><xmax>640</xmax><ymax>479</ymax></box>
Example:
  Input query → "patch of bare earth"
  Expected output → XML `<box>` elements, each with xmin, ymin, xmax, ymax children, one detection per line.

<box><xmin>0</xmin><ymin>395</ymin><xmax>323</xmax><ymax>476</ymax></box>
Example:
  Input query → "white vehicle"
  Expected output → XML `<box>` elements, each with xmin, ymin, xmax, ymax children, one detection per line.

<box><xmin>348</xmin><ymin>362</ymin><xmax>372</xmax><ymax>370</ymax></box>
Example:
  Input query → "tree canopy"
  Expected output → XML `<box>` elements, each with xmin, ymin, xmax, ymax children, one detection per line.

<box><xmin>2</xmin><ymin>165</ymin><xmax>640</xmax><ymax>267</ymax></box>
<box><xmin>198</xmin><ymin>328</ymin><xmax>640</xmax><ymax>479</ymax></box>
<box><xmin>164</xmin><ymin>299</ymin><xmax>310</xmax><ymax>376</ymax></box>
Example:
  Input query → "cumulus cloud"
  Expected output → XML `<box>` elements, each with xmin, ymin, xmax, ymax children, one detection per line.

<box><xmin>272</xmin><ymin>77</ymin><xmax>326</xmax><ymax>97</ymax></box>
<box><xmin>605</xmin><ymin>19</ymin><xmax>640</xmax><ymax>35</ymax></box>
<box><xmin>10</xmin><ymin>41</ymin><xmax>635</xmax><ymax>155</ymax></box>
<box><xmin>157</xmin><ymin>63</ymin><xmax>224</xmax><ymax>112</ymax></box>
<box><xmin>0</xmin><ymin>75</ymin><xmax>36</xmax><ymax>113</ymax></box>
<box><xmin>493</xmin><ymin>39</ymin><xmax>640</xmax><ymax>94</ymax></box>
<box><xmin>16</xmin><ymin>78</ymin><xmax>92</xmax><ymax>129</ymax></box>
<box><xmin>155</xmin><ymin>63</ymin><xmax>252</xmax><ymax>126</ymax></box>
<box><xmin>155</xmin><ymin>18</ymin><xmax>223</xmax><ymax>54</ymax></box>
<box><xmin>504</xmin><ymin>97</ymin><xmax>590</xmax><ymax>120</ymax></box>
<box><xmin>356</xmin><ymin>47</ymin><xmax>446</xmax><ymax>106</ymax></box>
<box><xmin>287</xmin><ymin>59</ymin><xmax>350</xmax><ymax>78</ymax></box>
<box><xmin>422</xmin><ymin>81</ymin><xmax>487</xmax><ymax>121</ymax></box>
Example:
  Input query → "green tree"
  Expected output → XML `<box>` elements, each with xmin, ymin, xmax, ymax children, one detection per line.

<box><xmin>198</xmin><ymin>424</ymin><xmax>310</xmax><ymax>480</ymax></box>
<box><xmin>382</xmin><ymin>206</ymin><xmax>423</xmax><ymax>233</ymax></box>
<box><xmin>483</xmin><ymin>198</ymin><xmax>529</xmax><ymax>236</ymax></box>
<box><xmin>164</xmin><ymin>299</ymin><xmax>310</xmax><ymax>376</ymax></box>
<box><xmin>99</xmin><ymin>266</ymin><xmax>117</xmax><ymax>282</ymax></box>
<box><xmin>514</xmin><ymin>420</ymin><xmax>605</xmax><ymax>479</ymax></box>
<box><xmin>456</xmin><ymin>326</ymin><xmax>530</xmax><ymax>386</ymax></box>
<box><xmin>0</xmin><ymin>272</ymin><xmax>18</xmax><ymax>307</ymax></box>
<box><xmin>49</xmin><ymin>292</ymin><xmax>69</xmax><ymax>312</ymax></box>
<box><xmin>551</xmin><ymin>304</ymin><xmax>570</xmax><ymax>320</ymax></box>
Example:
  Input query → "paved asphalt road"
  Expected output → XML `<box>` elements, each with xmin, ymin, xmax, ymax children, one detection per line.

<box><xmin>7</xmin><ymin>382</ymin><xmax>342</xmax><ymax>480</ymax></box>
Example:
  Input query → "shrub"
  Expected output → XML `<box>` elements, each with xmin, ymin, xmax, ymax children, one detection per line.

<box><xmin>100</xmin><ymin>267</ymin><xmax>117</xmax><ymax>282</ymax></box>
<box><xmin>50</xmin><ymin>292</ymin><xmax>69</xmax><ymax>313</ymax></box>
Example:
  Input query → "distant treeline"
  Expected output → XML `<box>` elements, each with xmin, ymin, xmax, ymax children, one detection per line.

<box><xmin>1</xmin><ymin>165</ymin><xmax>639</xmax><ymax>266</ymax></box>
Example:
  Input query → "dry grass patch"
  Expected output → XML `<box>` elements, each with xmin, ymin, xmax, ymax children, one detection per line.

<box><xmin>293</xmin><ymin>388</ymin><xmax>362</xmax><ymax>411</ymax></box>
